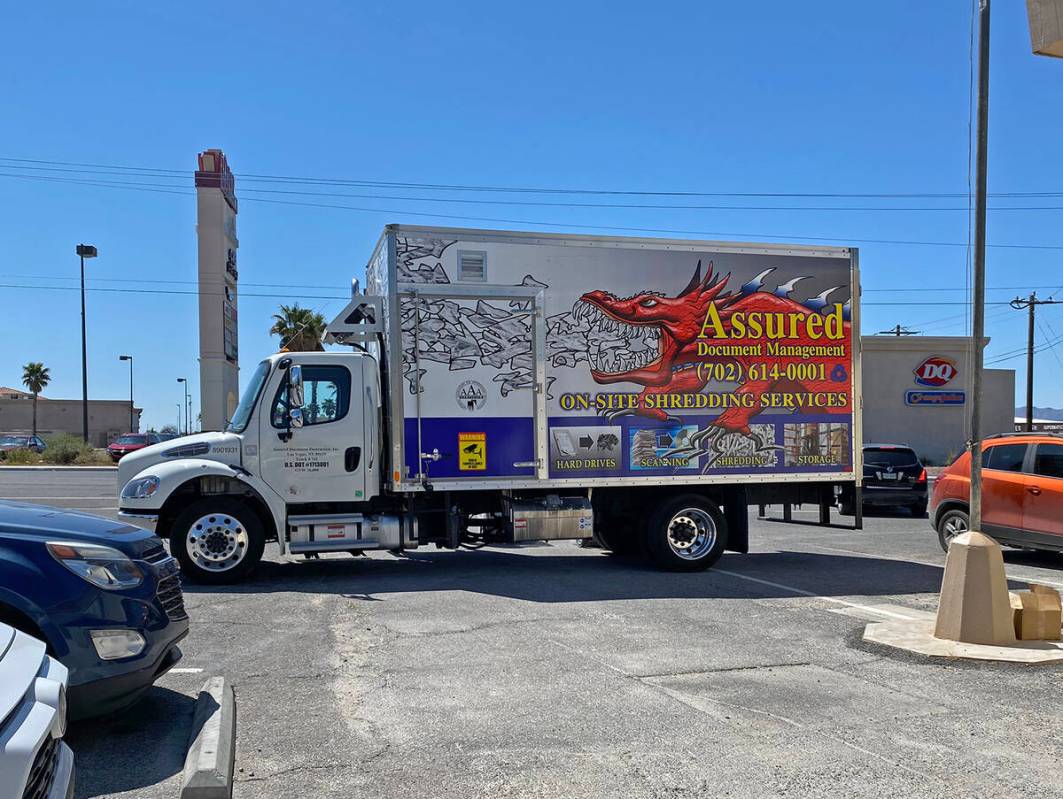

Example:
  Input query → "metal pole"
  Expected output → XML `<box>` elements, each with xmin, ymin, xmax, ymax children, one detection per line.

<box><xmin>1027</xmin><ymin>292</ymin><xmax>1036</xmax><ymax>431</ymax></box>
<box><xmin>80</xmin><ymin>254</ymin><xmax>89</xmax><ymax>443</ymax></box>
<box><xmin>128</xmin><ymin>357</ymin><xmax>135</xmax><ymax>432</ymax></box>
<box><xmin>969</xmin><ymin>0</ymin><xmax>991</xmax><ymax>532</ymax></box>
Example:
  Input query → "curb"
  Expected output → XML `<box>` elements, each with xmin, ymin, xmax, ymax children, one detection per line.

<box><xmin>181</xmin><ymin>676</ymin><xmax>236</xmax><ymax>799</ymax></box>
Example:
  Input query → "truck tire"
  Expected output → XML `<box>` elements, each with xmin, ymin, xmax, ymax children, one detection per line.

<box><xmin>935</xmin><ymin>508</ymin><xmax>969</xmax><ymax>553</ymax></box>
<box><xmin>645</xmin><ymin>495</ymin><xmax>727</xmax><ymax>571</ymax></box>
<box><xmin>170</xmin><ymin>498</ymin><xmax>265</xmax><ymax>584</ymax></box>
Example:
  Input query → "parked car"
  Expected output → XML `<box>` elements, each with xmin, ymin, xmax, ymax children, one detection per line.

<box><xmin>837</xmin><ymin>444</ymin><xmax>928</xmax><ymax>516</ymax></box>
<box><xmin>931</xmin><ymin>433</ymin><xmax>1063</xmax><ymax>553</ymax></box>
<box><xmin>0</xmin><ymin>621</ymin><xmax>75</xmax><ymax>799</ymax></box>
<box><xmin>1</xmin><ymin>433</ymin><xmax>47</xmax><ymax>456</ymax></box>
<box><xmin>107</xmin><ymin>433</ymin><xmax>160</xmax><ymax>462</ymax></box>
<box><xmin>0</xmin><ymin>500</ymin><xmax>189</xmax><ymax>719</ymax></box>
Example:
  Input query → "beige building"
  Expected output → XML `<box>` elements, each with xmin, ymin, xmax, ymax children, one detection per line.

<box><xmin>861</xmin><ymin>336</ymin><xmax>1015</xmax><ymax>464</ymax></box>
<box><xmin>0</xmin><ymin>388</ymin><xmax>141</xmax><ymax>447</ymax></box>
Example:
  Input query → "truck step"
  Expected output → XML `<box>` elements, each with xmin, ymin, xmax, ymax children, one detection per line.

<box><xmin>289</xmin><ymin>539</ymin><xmax>381</xmax><ymax>554</ymax></box>
<box><xmin>288</xmin><ymin>513</ymin><xmax>364</xmax><ymax>526</ymax></box>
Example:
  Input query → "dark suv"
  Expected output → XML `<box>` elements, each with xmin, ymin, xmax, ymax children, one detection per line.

<box><xmin>838</xmin><ymin>444</ymin><xmax>928</xmax><ymax>516</ymax></box>
<box><xmin>0</xmin><ymin>501</ymin><xmax>189</xmax><ymax>719</ymax></box>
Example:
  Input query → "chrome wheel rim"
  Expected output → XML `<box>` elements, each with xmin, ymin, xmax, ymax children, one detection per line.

<box><xmin>666</xmin><ymin>508</ymin><xmax>717</xmax><ymax>560</ymax></box>
<box><xmin>187</xmin><ymin>513</ymin><xmax>248</xmax><ymax>572</ymax></box>
<box><xmin>942</xmin><ymin>514</ymin><xmax>968</xmax><ymax>545</ymax></box>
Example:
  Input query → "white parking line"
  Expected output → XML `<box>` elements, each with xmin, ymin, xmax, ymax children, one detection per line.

<box><xmin>169</xmin><ymin>667</ymin><xmax>204</xmax><ymax>674</ymax></box>
<box><xmin>714</xmin><ymin>568</ymin><xmax>920</xmax><ymax>620</ymax></box>
<box><xmin>802</xmin><ymin>543</ymin><xmax>1063</xmax><ymax>591</ymax></box>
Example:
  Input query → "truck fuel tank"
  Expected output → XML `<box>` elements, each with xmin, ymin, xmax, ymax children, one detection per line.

<box><xmin>507</xmin><ymin>496</ymin><xmax>593</xmax><ymax>542</ymax></box>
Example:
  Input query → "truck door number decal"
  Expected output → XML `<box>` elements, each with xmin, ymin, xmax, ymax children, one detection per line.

<box><xmin>458</xmin><ymin>433</ymin><xmax>486</xmax><ymax>471</ymax></box>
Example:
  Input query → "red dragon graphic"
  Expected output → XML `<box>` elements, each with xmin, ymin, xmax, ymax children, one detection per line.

<box><xmin>577</xmin><ymin>261</ymin><xmax>852</xmax><ymax>436</ymax></box>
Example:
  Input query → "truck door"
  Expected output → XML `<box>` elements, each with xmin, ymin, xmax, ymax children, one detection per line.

<box><xmin>258</xmin><ymin>359</ymin><xmax>368</xmax><ymax>503</ymax></box>
<box><xmin>400</xmin><ymin>284</ymin><xmax>547</xmax><ymax>481</ymax></box>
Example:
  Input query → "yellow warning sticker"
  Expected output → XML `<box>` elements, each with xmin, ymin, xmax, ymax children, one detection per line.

<box><xmin>458</xmin><ymin>432</ymin><xmax>486</xmax><ymax>471</ymax></box>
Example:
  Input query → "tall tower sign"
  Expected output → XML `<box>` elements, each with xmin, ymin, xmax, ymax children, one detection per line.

<box><xmin>195</xmin><ymin>149</ymin><xmax>240</xmax><ymax>431</ymax></box>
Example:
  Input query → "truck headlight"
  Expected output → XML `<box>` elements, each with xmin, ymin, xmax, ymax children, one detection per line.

<box><xmin>122</xmin><ymin>475</ymin><xmax>160</xmax><ymax>500</ymax></box>
<box><xmin>90</xmin><ymin>629</ymin><xmax>146</xmax><ymax>660</ymax></box>
<box><xmin>47</xmin><ymin>542</ymin><xmax>144</xmax><ymax>590</ymax></box>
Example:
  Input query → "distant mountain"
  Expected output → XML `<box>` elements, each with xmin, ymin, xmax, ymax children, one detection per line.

<box><xmin>1015</xmin><ymin>406</ymin><xmax>1063</xmax><ymax>421</ymax></box>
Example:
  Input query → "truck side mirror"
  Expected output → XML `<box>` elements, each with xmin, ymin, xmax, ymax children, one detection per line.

<box><xmin>289</xmin><ymin>407</ymin><xmax>304</xmax><ymax>429</ymax></box>
<box><xmin>288</xmin><ymin>365</ymin><xmax>304</xmax><ymax>409</ymax></box>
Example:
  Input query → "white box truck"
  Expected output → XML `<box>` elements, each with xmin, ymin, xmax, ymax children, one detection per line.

<box><xmin>118</xmin><ymin>226</ymin><xmax>862</xmax><ymax>583</ymax></box>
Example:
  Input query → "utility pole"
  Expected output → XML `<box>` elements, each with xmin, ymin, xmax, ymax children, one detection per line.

<box><xmin>878</xmin><ymin>325</ymin><xmax>921</xmax><ymax>336</ymax></box>
<box><xmin>1009</xmin><ymin>292</ymin><xmax>1062</xmax><ymax>431</ymax></box>
<box><xmin>969</xmin><ymin>0</ymin><xmax>990</xmax><ymax>533</ymax></box>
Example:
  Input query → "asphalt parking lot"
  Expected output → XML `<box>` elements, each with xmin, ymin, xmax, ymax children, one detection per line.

<box><xmin>5</xmin><ymin>468</ymin><xmax>1063</xmax><ymax>798</ymax></box>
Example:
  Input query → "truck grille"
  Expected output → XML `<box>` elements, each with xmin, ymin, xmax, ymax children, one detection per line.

<box><xmin>23</xmin><ymin>734</ymin><xmax>59</xmax><ymax>799</ymax></box>
<box><xmin>156</xmin><ymin>571</ymin><xmax>188</xmax><ymax>621</ymax></box>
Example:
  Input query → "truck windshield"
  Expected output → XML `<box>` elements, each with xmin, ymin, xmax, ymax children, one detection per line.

<box><xmin>227</xmin><ymin>360</ymin><xmax>271</xmax><ymax>433</ymax></box>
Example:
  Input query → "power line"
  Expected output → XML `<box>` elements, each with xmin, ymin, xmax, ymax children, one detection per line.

<box><xmin>5</xmin><ymin>164</ymin><xmax>1063</xmax><ymax>212</ymax></box>
<box><xmin>5</xmin><ymin>166</ymin><xmax>1063</xmax><ymax>252</ymax></box>
<box><xmin>6</xmin><ymin>271</ymin><xmax>1059</xmax><ymax>296</ymax></box>
<box><xmin>0</xmin><ymin>281</ymin><xmax>1015</xmax><ymax>307</ymax></box>
<box><xmin>3</xmin><ymin>154</ymin><xmax>1063</xmax><ymax>199</ymax></box>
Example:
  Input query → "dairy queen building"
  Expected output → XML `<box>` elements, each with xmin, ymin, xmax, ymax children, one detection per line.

<box><xmin>859</xmin><ymin>335</ymin><xmax>1015</xmax><ymax>465</ymax></box>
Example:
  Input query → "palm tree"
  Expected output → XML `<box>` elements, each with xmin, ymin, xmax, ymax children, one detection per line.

<box><xmin>21</xmin><ymin>362</ymin><xmax>50</xmax><ymax>437</ymax></box>
<box><xmin>270</xmin><ymin>304</ymin><xmax>326</xmax><ymax>352</ymax></box>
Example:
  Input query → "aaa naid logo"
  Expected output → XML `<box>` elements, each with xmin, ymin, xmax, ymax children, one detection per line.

<box><xmin>913</xmin><ymin>356</ymin><xmax>958</xmax><ymax>387</ymax></box>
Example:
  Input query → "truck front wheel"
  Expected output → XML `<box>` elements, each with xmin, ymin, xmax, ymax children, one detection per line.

<box><xmin>170</xmin><ymin>498</ymin><xmax>265</xmax><ymax>584</ymax></box>
<box><xmin>646</xmin><ymin>495</ymin><xmax>727</xmax><ymax>571</ymax></box>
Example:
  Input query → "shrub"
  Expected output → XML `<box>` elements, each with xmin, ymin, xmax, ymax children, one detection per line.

<box><xmin>42</xmin><ymin>433</ymin><xmax>94</xmax><ymax>465</ymax></box>
<box><xmin>74</xmin><ymin>448</ymin><xmax>113</xmax><ymax>466</ymax></box>
<box><xmin>2</xmin><ymin>448</ymin><xmax>35</xmax><ymax>465</ymax></box>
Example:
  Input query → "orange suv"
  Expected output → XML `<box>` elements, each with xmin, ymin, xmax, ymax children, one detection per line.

<box><xmin>931</xmin><ymin>433</ymin><xmax>1063</xmax><ymax>553</ymax></box>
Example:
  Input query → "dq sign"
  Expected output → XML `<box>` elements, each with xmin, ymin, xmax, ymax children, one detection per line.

<box><xmin>914</xmin><ymin>356</ymin><xmax>958</xmax><ymax>387</ymax></box>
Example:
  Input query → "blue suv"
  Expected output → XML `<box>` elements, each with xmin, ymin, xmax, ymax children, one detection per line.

<box><xmin>0</xmin><ymin>500</ymin><xmax>189</xmax><ymax>720</ymax></box>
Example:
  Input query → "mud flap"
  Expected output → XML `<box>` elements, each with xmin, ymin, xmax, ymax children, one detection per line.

<box><xmin>722</xmin><ymin>486</ymin><xmax>749</xmax><ymax>553</ymax></box>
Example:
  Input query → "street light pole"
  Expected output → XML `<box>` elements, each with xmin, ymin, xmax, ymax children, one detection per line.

<box><xmin>119</xmin><ymin>355</ymin><xmax>134</xmax><ymax>431</ymax></box>
<box><xmin>76</xmin><ymin>244</ymin><xmax>97</xmax><ymax>443</ymax></box>
<box><xmin>178</xmin><ymin>378</ymin><xmax>189</xmax><ymax>435</ymax></box>
<box><xmin>969</xmin><ymin>0</ymin><xmax>991</xmax><ymax>533</ymax></box>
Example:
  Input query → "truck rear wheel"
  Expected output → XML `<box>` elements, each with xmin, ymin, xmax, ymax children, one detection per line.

<box><xmin>646</xmin><ymin>495</ymin><xmax>727</xmax><ymax>571</ymax></box>
<box><xmin>170</xmin><ymin>498</ymin><xmax>265</xmax><ymax>584</ymax></box>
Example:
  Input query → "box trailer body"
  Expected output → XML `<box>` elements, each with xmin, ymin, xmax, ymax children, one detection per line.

<box><xmin>365</xmin><ymin>226</ymin><xmax>860</xmax><ymax>492</ymax></box>
<box><xmin>117</xmin><ymin>226</ymin><xmax>862</xmax><ymax>583</ymax></box>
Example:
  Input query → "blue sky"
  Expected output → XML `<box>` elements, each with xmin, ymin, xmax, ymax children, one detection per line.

<box><xmin>2</xmin><ymin>1</ymin><xmax>1062</xmax><ymax>429</ymax></box>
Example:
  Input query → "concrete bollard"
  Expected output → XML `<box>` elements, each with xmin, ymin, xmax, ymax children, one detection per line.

<box><xmin>934</xmin><ymin>531</ymin><xmax>1017</xmax><ymax>645</ymax></box>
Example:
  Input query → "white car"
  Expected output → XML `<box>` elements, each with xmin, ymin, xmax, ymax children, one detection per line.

<box><xmin>0</xmin><ymin>622</ymin><xmax>74</xmax><ymax>799</ymax></box>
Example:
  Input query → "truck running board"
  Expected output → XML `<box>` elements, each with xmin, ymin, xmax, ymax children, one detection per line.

<box><xmin>289</xmin><ymin>539</ymin><xmax>380</xmax><ymax>553</ymax></box>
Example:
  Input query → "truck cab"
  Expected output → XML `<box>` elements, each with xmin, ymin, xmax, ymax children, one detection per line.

<box><xmin>117</xmin><ymin>350</ymin><xmax>411</xmax><ymax>583</ymax></box>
